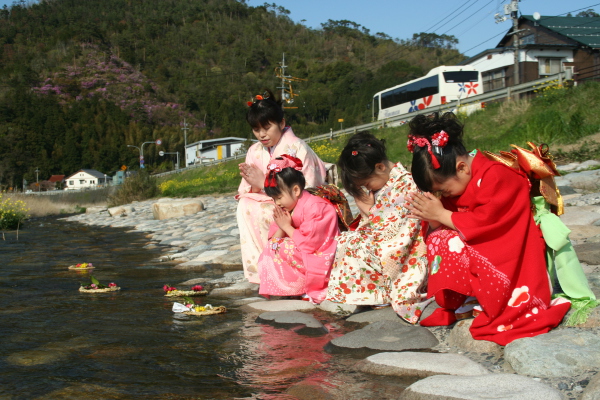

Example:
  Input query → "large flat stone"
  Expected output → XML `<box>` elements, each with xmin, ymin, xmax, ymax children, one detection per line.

<box><xmin>326</xmin><ymin>320</ymin><xmax>438</xmax><ymax>356</ymax></box>
<box><xmin>317</xmin><ymin>300</ymin><xmax>358</xmax><ymax>315</ymax></box>
<box><xmin>256</xmin><ymin>311</ymin><xmax>328</xmax><ymax>336</ymax></box>
<box><xmin>582</xmin><ymin>372</ymin><xmax>600</xmax><ymax>400</ymax></box>
<box><xmin>399</xmin><ymin>373</ymin><xmax>564</xmax><ymax>400</ymax></box>
<box><xmin>209</xmin><ymin>281</ymin><xmax>258</xmax><ymax>296</ymax></box>
<box><xmin>345</xmin><ymin>306</ymin><xmax>404</xmax><ymax>324</ymax></box>
<box><xmin>152</xmin><ymin>199</ymin><xmax>204</xmax><ymax>220</ymax></box>
<box><xmin>574</xmin><ymin>242</ymin><xmax>600</xmax><ymax>265</ymax></box>
<box><xmin>504</xmin><ymin>329</ymin><xmax>600</xmax><ymax>377</ymax></box>
<box><xmin>447</xmin><ymin>319</ymin><xmax>503</xmax><ymax>354</ymax></box>
<box><xmin>244</xmin><ymin>300</ymin><xmax>317</xmax><ymax>312</ymax></box>
<box><xmin>560</xmin><ymin>207</ymin><xmax>600</xmax><ymax>226</ymax></box>
<box><xmin>358</xmin><ymin>352</ymin><xmax>489</xmax><ymax>378</ymax></box>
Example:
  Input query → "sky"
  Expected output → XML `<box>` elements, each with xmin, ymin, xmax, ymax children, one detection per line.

<box><xmin>2</xmin><ymin>0</ymin><xmax>600</xmax><ymax>56</ymax></box>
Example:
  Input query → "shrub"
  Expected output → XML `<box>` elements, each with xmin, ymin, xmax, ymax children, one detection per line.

<box><xmin>0</xmin><ymin>193</ymin><xmax>30</xmax><ymax>230</ymax></box>
<box><xmin>108</xmin><ymin>171</ymin><xmax>160</xmax><ymax>206</ymax></box>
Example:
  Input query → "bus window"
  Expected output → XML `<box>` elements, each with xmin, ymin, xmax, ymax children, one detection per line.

<box><xmin>443</xmin><ymin>71</ymin><xmax>479</xmax><ymax>83</ymax></box>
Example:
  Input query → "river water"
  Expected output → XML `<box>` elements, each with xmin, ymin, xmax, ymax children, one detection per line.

<box><xmin>0</xmin><ymin>217</ymin><xmax>412</xmax><ymax>399</ymax></box>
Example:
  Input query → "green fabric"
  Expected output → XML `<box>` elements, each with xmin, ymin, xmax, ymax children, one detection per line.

<box><xmin>532</xmin><ymin>196</ymin><xmax>598</xmax><ymax>325</ymax></box>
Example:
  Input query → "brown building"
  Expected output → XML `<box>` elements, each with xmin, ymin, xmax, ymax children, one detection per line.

<box><xmin>462</xmin><ymin>15</ymin><xmax>600</xmax><ymax>91</ymax></box>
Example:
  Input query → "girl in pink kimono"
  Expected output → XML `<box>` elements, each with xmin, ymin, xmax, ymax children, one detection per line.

<box><xmin>237</xmin><ymin>90</ymin><xmax>327</xmax><ymax>284</ymax></box>
<box><xmin>257</xmin><ymin>155</ymin><xmax>339</xmax><ymax>304</ymax></box>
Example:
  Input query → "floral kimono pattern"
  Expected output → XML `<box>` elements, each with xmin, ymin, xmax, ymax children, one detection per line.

<box><xmin>325</xmin><ymin>163</ymin><xmax>431</xmax><ymax>324</ymax></box>
<box><xmin>236</xmin><ymin>127</ymin><xmax>327</xmax><ymax>283</ymax></box>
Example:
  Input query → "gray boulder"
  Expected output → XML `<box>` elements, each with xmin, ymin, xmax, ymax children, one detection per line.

<box><xmin>358</xmin><ymin>352</ymin><xmax>489</xmax><ymax>378</ymax></box>
<box><xmin>504</xmin><ymin>329</ymin><xmax>600</xmax><ymax>377</ymax></box>
<box><xmin>400</xmin><ymin>373</ymin><xmax>564</xmax><ymax>400</ymax></box>
<box><xmin>256</xmin><ymin>311</ymin><xmax>328</xmax><ymax>335</ymax></box>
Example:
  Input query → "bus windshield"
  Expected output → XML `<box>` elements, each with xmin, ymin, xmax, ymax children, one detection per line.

<box><xmin>443</xmin><ymin>71</ymin><xmax>479</xmax><ymax>83</ymax></box>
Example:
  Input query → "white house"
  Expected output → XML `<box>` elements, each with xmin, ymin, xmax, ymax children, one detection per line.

<box><xmin>185</xmin><ymin>137</ymin><xmax>248</xmax><ymax>166</ymax></box>
<box><xmin>64</xmin><ymin>169</ymin><xmax>111</xmax><ymax>190</ymax></box>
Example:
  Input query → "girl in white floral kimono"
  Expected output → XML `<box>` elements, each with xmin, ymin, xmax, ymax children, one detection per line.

<box><xmin>325</xmin><ymin>132</ymin><xmax>431</xmax><ymax>324</ymax></box>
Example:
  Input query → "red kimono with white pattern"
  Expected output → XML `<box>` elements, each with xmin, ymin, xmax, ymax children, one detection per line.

<box><xmin>426</xmin><ymin>152</ymin><xmax>570</xmax><ymax>345</ymax></box>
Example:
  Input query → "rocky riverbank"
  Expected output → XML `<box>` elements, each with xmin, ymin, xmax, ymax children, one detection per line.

<box><xmin>62</xmin><ymin>162</ymin><xmax>600</xmax><ymax>400</ymax></box>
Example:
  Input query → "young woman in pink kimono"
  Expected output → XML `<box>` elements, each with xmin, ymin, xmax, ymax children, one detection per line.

<box><xmin>236</xmin><ymin>90</ymin><xmax>327</xmax><ymax>284</ymax></box>
<box><xmin>325</xmin><ymin>132</ymin><xmax>431</xmax><ymax>324</ymax></box>
<box><xmin>257</xmin><ymin>155</ymin><xmax>339</xmax><ymax>304</ymax></box>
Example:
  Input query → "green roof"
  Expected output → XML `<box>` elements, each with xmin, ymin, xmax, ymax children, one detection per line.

<box><xmin>522</xmin><ymin>15</ymin><xmax>600</xmax><ymax>49</ymax></box>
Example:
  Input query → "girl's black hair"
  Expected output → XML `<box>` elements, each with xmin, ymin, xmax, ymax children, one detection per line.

<box><xmin>264</xmin><ymin>165</ymin><xmax>306</xmax><ymax>197</ymax></box>
<box><xmin>246</xmin><ymin>88</ymin><xmax>284</xmax><ymax>130</ymax></box>
<box><xmin>409</xmin><ymin>112</ymin><xmax>468</xmax><ymax>192</ymax></box>
<box><xmin>338</xmin><ymin>131</ymin><xmax>388</xmax><ymax>199</ymax></box>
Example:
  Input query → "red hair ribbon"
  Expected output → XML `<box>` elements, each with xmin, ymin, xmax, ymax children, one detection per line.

<box><xmin>264</xmin><ymin>154</ymin><xmax>303</xmax><ymax>188</ymax></box>
<box><xmin>407</xmin><ymin>131</ymin><xmax>449</xmax><ymax>170</ymax></box>
<box><xmin>246</xmin><ymin>92</ymin><xmax>269</xmax><ymax>107</ymax></box>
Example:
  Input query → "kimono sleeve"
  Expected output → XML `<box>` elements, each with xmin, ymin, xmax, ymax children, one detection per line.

<box><xmin>292</xmin><ymin>202</ymin><xmax>339</xmax><ymax>254</ymax></box>
<box><xmin>451</xmin><ymin>165</ymin><xmax>531</xmax><ymax>242</ymax></box>
<box><xmin>294</xmin><ymin>142</ymin><xmax>327</xmax><ymax>188</ymax></box>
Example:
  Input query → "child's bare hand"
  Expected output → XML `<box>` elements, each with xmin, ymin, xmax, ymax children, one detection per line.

<box><xmin>273</xmin><ymin>206</ymin><xmax>292</xmax><ymax>230</ymax></box>
<box><xmin>355</xmin><ymin>189</ymin><xmax>374</xmax><ymax>217</ymax></box>
<box><xmin>239</xmin><ymin>163</ymin><xmax>265</xmax><ymax>190</ymax></box>
<box><xmin>405</xmin><ymin>192</ymin><xmax>445</xmax><ymax>222</ymax></box>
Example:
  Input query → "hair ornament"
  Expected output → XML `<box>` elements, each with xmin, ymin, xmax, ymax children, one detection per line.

<box><xmin>264</xmin><ymin>154</ymin><xmax>303</xmax><ymax>188</ymax></box>
<box><xmin>431</xmin><ymin>130</ymin><xmax>449</xmax><ymax>155</ymax></box>
<box><xmin>351</xmin><ymin>151</ymin><xmax>358</xmax><ymax>156</ymax></box>
<box><xmin>246</xmin><ymin>91</ymin><xmax>271</xmax><ymax>107</ymax></box>
<box><xmin>407</xmin><ymin>135</ymin><xmax>441</xmax><ymax>169</ymax></box>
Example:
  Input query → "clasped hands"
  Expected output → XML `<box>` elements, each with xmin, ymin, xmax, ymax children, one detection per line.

<box><xmin>239</xmin><ymin>162</ymin><xmax>265</xmax><ymax>191</ymax></box>
<box><xmin>405</xmin><ymin>191</ymin><xmax>454</xmax><ymax>230</ymax></box>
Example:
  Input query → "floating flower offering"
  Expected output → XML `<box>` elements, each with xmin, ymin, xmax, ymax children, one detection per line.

<box><xmin>163</xmin><ymin>283</ymin><xmax>208</xmax><ymax>297</ymax></box>
<box><xmin>68</xmin><ymin>262</ymin><xmax>95</xmax><ymax>270</ymax></box>
<box><xmin>79</xmin><ymin>276</ymin><xmax>120</xmax><ymax>293</ymax></box>
<box><xmin>172</xmin><ymin>301</ymin><xmax>226</xmax><ymax>316</ymax></box>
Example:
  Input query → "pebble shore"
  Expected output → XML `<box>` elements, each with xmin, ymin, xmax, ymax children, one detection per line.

<box><xmin>63</xmin><ymin>162</ymin><xmax>600</xmax><ymax>400</ymax></box>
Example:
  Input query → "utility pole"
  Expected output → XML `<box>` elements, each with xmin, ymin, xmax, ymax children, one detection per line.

<box><xmin>496</xmin><ymin>0</ymin><xmax>521</xmax><ymax>91</ymax></box>
<box><xmin>35</xmin><ymin>167</ymin><xmax>39</xmax><ymax>192</ymax></box>
<box><xmin>181</xmin><ymin>119</ymin><xmax>189</xmax><ymax>168</ymax></box>
<box><xmin>279</xmin><ymin>53</ymin><xmax>287</xmax><ymax>104</ymax></box>
<box><xmin>510</xmin><ymin>0</ymin><xmax>520</xmax><ymax>87</ymax></box>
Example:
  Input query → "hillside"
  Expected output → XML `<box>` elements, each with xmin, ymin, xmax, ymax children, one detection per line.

<box><xmin>0</xmin><ymin>0</ymin><xmax>464</xmax><ymax>189</ymax></box>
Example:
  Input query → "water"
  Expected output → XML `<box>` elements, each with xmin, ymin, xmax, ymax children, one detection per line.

<box><xmin>0</xmin><ymin>217</ymin><xmax>412</xmax><ymax>399</ymax></box>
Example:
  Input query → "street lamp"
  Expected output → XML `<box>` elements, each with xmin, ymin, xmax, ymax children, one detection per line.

<box><xmin>159</xmin><ymin>151</ymin><xmax>180</xmax><ymax>170</ymax></box>
<box><xmin>127</xmin><ymin>139</ymin><xmax>162</xmax><ymax>169</ymax></box>
<box><xmin>181</xmin><ymin>119</ymin><xmax>189</xmax><ymax>167</ymax></box>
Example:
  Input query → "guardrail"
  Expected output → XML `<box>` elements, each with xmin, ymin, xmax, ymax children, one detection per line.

<box><xmin>153</xmin><ymin>70</ymin><xmax>571</xmax><ymax>178</ymax></box>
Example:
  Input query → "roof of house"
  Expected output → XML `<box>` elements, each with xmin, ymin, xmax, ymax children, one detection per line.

<box><xmin>65</xmin><ymin>169</ymin><xmax>107</xmax><ymax>180</ymax></box>
<box><xmin>500</xmin><ymin>15</ymin><xmax>600</xmax><ymax>49</ymax></box>
<box><xmin>48</xmin><ymin>175</ymin><xmax>65</xmax><ymax>182</ymax></box>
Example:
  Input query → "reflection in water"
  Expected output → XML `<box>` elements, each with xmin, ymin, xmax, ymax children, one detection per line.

<box><xmin>0</xmin><ymin>217</ymin><xmax>411</xmax><ymax>399</ymax></box>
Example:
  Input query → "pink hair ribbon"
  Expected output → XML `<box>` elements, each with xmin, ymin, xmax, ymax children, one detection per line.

<box><xmin>407</xmin><ymin>130</ymin><xmax>449</xmax><ymax>169</ymax></box>
<box><xmin>264</xmin><ymin>154</ymin><xmax>303</xmax><ymax>188</ymax></box>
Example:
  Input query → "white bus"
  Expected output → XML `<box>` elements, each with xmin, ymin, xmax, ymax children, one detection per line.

<box><xmin>372</xmin><ymin>65</ymin><xmax>484</xmax><ymax>122</ymax></box>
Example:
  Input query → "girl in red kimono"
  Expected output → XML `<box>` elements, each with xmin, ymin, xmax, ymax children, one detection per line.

<box><xmin>257</xmin><ymin>155</ymin><xmax>339</xmax><ymax>304</ymax></box>
<box><xmin>405</xmin><ymin>112</ymin><xmax>570</xmax><ymax>345</ymax></box>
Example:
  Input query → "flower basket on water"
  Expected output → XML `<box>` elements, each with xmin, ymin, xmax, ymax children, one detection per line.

<box><xmin>68</xmin><ymin>262</ymin><xmax>95</xmax><ymax>270</ymax></box>
<box><xmin>163</xmin><ymin>284</ymin><xmax>207</xmax><ymax>297</ymax></box>
<box><xmin>79</xmin><ymin>276</ymin><xmax>120</xmax><ymax>293</ymax></box>
<box><xmin>172</xmin><ymin>301</ymin><xmax>226</xmax><ymax>316</ymax></box>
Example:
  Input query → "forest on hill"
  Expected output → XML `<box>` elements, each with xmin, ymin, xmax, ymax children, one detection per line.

<box><xmin>0</xmin><ymin>0</ymin><xmax>465</xmax><ymax>189</ymax></box>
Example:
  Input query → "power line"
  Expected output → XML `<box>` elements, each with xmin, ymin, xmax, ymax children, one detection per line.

<box><xmin>425</xmin><ymin>0</ymin><xmax>478</xmax><ymax>33</ymax></box>
<box><xmin>441</xmin><ymin>0</ymin><xmax>497</xmax><ymax>35</ymax></box>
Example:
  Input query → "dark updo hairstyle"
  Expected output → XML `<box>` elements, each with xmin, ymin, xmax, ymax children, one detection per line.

<box><xmin>409</xmin><ymin>112</ymin><xmax>468</xmax><ymax>193</ymax></box>
<box><xmin>246</xmin><ymin>88</ymin><xmax>284</xmax><ymax>130</ymax></box>
<box><xmin>264</xmin><ymin>164</ymin><xmax>306</xmax><ymax>198</ymax></box>
<box><xmin>338</xmin><ymin>132</ymin><xmax>388</xmax><ymax>200</ymax></box>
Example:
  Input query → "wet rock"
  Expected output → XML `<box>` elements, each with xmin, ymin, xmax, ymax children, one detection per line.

<box><xmin>582</xmin><ymin>372</ymin><xmax>600</xmax><ymax>400</ymax></box>
<box><xmin>504</xmin><ymin>329</ymin><xmax>600</xmax><ymax>377</ymax></box>
<box><xmin>358</xmin><ymin>352</ymin><xmax>489</xmax><ymax>378</ymax></box>
<box><xmin>152</xmin><ymin>199</ymin><xmax>204</xmax><ymax>220</ymax></box>
<box><xmin>345</xmin><ymin>306</ymin><xmax>405</xmax><ymax>324</ymax></box>
<box><xmin>256</xmin><ymin>311</ymin><xmax>328</xmax><ymax>335</ymax></box>
<box><xmin>447</xmin><ymin>319</ymin><xmax>502</xmax><ymax>354</ymax></box>
<box><xmin>317</xmin><ymin>300</ymin><xmax>359</xmax><ymax>315</ymax></box>
<box><xmin>559</xmin><ymin>185</ymin><xmax>577</xmax><ymax>195</ymax></box>
<box><xmin>209</xmin><ymin>281</ymin><xmax>258</xmax><ymax>296</ymax></box>
<box><xmin>326</xmin><ymin>320</ymin><xmax>438</xmax><ymax>357</ymax></box>
<box><xmin>244</xmin><ymin>300</ymin><xmax>317</xmax><ymax>312</ymax></box>
<box><xmin>399</xmin><ymin>373</ymin><xmax>564</xmax><ymax>400</ymax></box>
<box><xmin>232</xmin><ymin>296</ymin><xmax>266</xmax><ymax>306</ymax></box>
<box><xmin>286</xmin><ymin>382</ymin><xmax>335</xmax><ymax>400</ymax></box>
